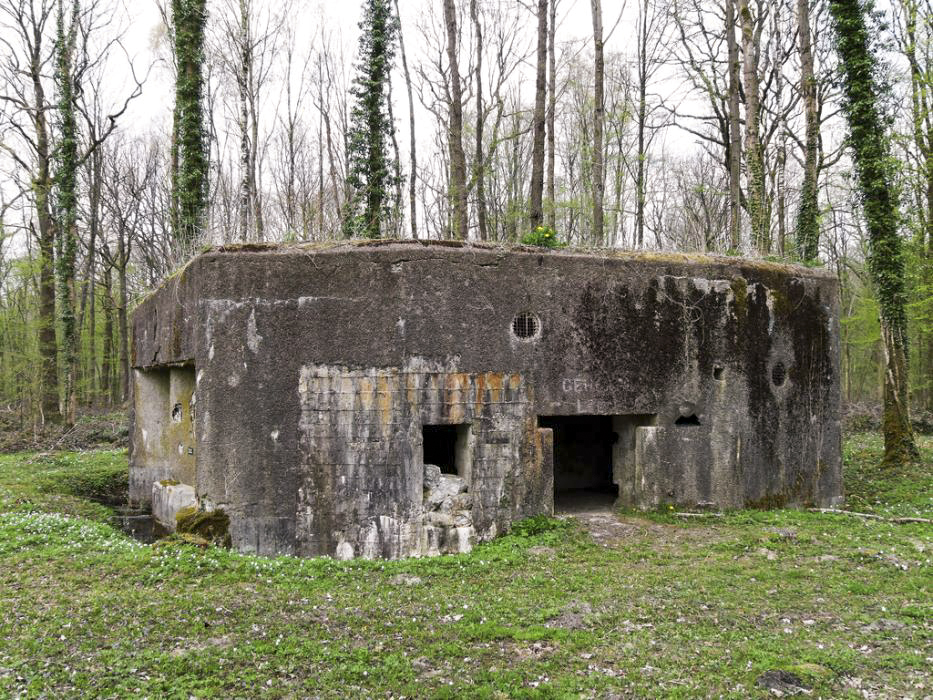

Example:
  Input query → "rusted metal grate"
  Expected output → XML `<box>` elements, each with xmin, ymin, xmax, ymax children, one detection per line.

<box><xmin>511</xmin><ymin>312</ymin><xmax>540</xmax><ymax>340</ymax></box>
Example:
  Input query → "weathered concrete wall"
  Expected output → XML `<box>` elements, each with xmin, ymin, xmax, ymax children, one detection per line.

<box><xmin>130</xmin><ymin>241</ymin><xmax>843</xmax><ymax>558</ymax></box>
<box><xmin>129</xmin><ymin>366</ymin><xmax>196</xmax><ymax>503</ymax></box>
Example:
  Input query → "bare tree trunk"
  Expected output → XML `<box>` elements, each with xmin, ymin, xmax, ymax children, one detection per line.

<box><xmin>88</xmin><ymin>268</ymin><xmax>97</xmax><ymax>403</ymax></box>
<box><xmin>117</xmin><ymin>231</ymin><xmax>129</xmax><ymax>403</ymax></box>
<box><xmin>387</xmin><ymin>81</ymin><xmax>404</xmax><ymax>237</ymax></box>
<box><xmin>318</xmin><ymin>103</ymin><xmax>325</xmax><ymax>237</ymax></box>
<box><xmin>78</xmin><ymin>147</ymin><xmax>101</xmax><ymax>403</ymax></box>
<box><xmin>529</xmin><ymin>0</ymin><xmax>548</xmax><ymax>231</ymax></box>
<box><xmin>739</xmin><ymin>0</ymin><xmax>769</xmax><ymax>253</ymax></box>
<box><xmin>635</xmin><ymin>0</ymin><xmax>647</xmax><ymax>248</ymax></box>
<box><xmin>395</xmin><ymin>0</ymin><xmax>418</xmax><ymax>239</ymax></box>
<box><xmin>470</xmin><ymin>0</ymin><xmax>488</xmax><ymax>240</ymax></box>
<box><xmin>238</xmin><ymin>0</ymin><xmax>252</xmax><ymax>241</ymax></box>
<box><xmin>726</xmin><ymin>0</ymin><xmax>742</xmax><ymax>251</ymax></box>
<box><xmin>796</xmin><ymin>0</ymin><xmax>820</xmax><ymax>261</ymax></box>
<box><xmin>774</xmin><ymin>1</ymin><xmax>788</xmax><ymax>256</ymax></box>
<box><xmin>546</xmin><ymin>0</ymin><xmax>557</xmax><ymax>230</ymax></box>
<box><xmin>101</xmin><ymin>265</ymin><xmax>114</xmax><ymax>406</ymax></box>
<box><xmin>324</xmin><ymin>111</ymin><xmax>342</xmax><ymax>226</ymax></box>
<box><xmin>443</xmin><ymin>0</ymin><xmax>469</xmax><ymax>239</ymax></box>
<box><xmin>590</xmin><ymin>0</ymin><xmax>604</xmax><ymax>245</ymax></box>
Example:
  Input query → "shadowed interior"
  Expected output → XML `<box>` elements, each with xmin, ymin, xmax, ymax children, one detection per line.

<box><xmin>539</xmin><ymin>416</ymin><xmax>618</xmax><ymax>512</ymax></box>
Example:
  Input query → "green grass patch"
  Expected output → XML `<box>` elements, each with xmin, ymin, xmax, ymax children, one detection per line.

<box><xmin>0</xmin><ymin>434</ymin><xmax>929</xmax><ymax>697</ymax></box>
<box><xmin>0</xmin><ymin>449</ymin><xmax>127</xmax><ymax>521</ymax></box>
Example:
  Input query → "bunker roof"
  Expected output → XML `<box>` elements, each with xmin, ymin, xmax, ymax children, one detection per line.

<box><xmin>155</xmin><ymin>239</ymin><xmax>834</xmax><ymax>298</ymax></box>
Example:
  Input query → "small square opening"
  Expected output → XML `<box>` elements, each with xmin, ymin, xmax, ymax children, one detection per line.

<box><xmin>422</xmin><ymin>424</ymin><xmax>470</xmax><ymax>476</ymax></box>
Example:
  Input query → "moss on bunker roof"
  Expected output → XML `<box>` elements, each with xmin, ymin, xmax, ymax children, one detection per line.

<box><xmin>201</xmin><ymin>238</ymin><xmax>834</xmax><ymax>278</ymax></box>
<box><xmin>138</xmin><ymin>238</ymin><xmax>834</xmax><ymax>306</ymax></box>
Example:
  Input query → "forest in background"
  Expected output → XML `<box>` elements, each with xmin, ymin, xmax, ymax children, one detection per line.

<box><xmin>0</xmin><ymin>0</ymin><xmax>929</xmax><ymax>434</ymax></box>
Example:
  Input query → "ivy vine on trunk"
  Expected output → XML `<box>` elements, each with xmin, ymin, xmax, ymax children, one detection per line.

<box><xmin>54</xmin><ymin>0</ymin><xmax>80</xmax><ymax>426</ymax></box>
<box><xmin>171</xmin><ymin>0</ymin><xmax>209</xmax><ymax>253</ymax></box>
<box><xmin>345</xmin><ymin>0</ymin><xmax>400</xmax><ymax>239</ymax></box>
<box><xmin>828</xmin><ymin>0</ymin><xmax>918</xmax><ymax>465</ymax></box>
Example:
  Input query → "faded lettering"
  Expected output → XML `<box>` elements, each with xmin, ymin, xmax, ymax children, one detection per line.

<box><xmin>561</xmin><ymin>378</ymin><xmax>591</xmax><ymax>393</ymax></box>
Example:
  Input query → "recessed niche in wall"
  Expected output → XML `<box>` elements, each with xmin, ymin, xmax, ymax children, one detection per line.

<box><xmin>422</xmin><ymin>423</ymin><xmax>471</xmax><ymax>479</ymax></box>
<box><xmin>772</xmin><ymin>361</ymin><xmax>787</xmax><ymax>387</ymax></box>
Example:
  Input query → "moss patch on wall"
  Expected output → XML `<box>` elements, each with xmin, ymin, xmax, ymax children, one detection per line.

<box><xmin>176</xmin><ymin>506</ymin><xmax>231</xmax><ymax>548</ymax></box>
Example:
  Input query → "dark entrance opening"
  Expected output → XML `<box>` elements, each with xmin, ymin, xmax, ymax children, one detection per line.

<box><xmin>422</xmin><ymin>424</ymin><xmax>469</xmax><ymax>475</ymax></box>
<box><xmin>538</xmin><ymin>416</ymin><xmax>618</xmax><ymax>512</ymax></box>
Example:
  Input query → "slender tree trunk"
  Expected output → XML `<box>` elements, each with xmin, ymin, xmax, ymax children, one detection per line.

<box><xmin>591</xmin><ymin>0</ymin><xmax>605</xmax><ymax>245</ymax></box>
<box><xmin>546</xmin><ymin>0</ymin><xmax>557</xmax><ymax>230</ymax></box>
<box><xmin>726</xmin><ymin>0</ymin><xmax>742</xmax><ymax>251</ymax></box>
<box><xmin>529</xmin><ymin>0</ymin><xmax>549</xmax><ymax>231</ymax></box>
<box><xmin>87</xmin><ymin>270</ymin><xmax>97</xmax><ymax>404</ymax></box>
<box><xmin>508</xmin><ymin>108</ymin><xmax>521</xmax><ymax>240</ymax></box>
<box><xmin>902</xmin><ymin>0</ymin><xmax>933</xmax><ymax>410</ymax></box>
<box><xmin>78</xmin><ymin>144</ymin><xmax>101</xmax><ymax>403</ymax></box>
<box><xmin>739</xmin><ymin>0</ymin><xmax>769</xmax><ymax>253</ymax></box>
<box><xmin>33</xmin><ymin>59</ymin><xmax>60</xmax><ymax>423</ymax></box>
<box><xmin>470</xmin><ymin>0</ymin><xmax>488</xmax><ymax>240</ymax></box>
<box><xmin>796</xmin><ymin>0</ymin><xmax>821</xmax><ymax>261</ymax></box>
<box><xmin>635</xmin><ymin>0</ymin><xmax>648</xmax><ymax>248</ymax></box>
<box><xmin>55</xmin><ymin>1</ymin><xmax>80</xmax><ymax>425</ymax></box>
<box><xmin>250</xmin><ymin>90</ymin><xmax>264</xmax><ymax>241</ymax></box>
<box><xmin>101</xmin><ymin>265</ymin><xmax>114</xmax><ymax>406</ymax></box>
<box><xmin>395</xmin><ymin>0</ymin><xmax>418</xmax><ymax>239</ymax></box>
<box><xmin>387</xmin><ymin>81</ymin><xmax>404</xmax><ymax>236</ymax></box>
<box><xmin>443</xmin><ymin>0</ymin><xmax>469</xmax><ymax>239</ymax></box>
<box><xmin>774</xmin><ymin>2</ymin><xmax>788</xmax><ymax>256</ymax></box>
<box><xmin>171</xmin><ymin>0</ymin><xmax>209</xmax><ymax>251</ymax></box>
<box><xmin>117</xmin><ymin>235</ymin><xmax>130</xmax><ymax>404</ymax></box>
<box><xmin>324</xmin><ymin>111</ymin><xmax>343</xmax><ymax>226</ymax></box>
<box><xmin>238</xmin><ymin>0</ymin><xmax>252</xmax><ymax>241</ymax></box>
<box><xmin>318</xmin><ymin>104</ymin><xmax>325</xmax><ymax>237</ymax></box>
<box><xmin>829</xmin><ymin>0</ymin><xmax>918</xmax><ymax>465</ymax></box>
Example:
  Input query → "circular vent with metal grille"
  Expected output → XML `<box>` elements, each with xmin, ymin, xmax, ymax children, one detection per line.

<box><xmin>511</xmin><ymin>312</ymin><xmax>540</xmax><ymax>340</ymax></box>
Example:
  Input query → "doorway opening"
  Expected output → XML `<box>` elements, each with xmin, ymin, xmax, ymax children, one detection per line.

<box><xmin>538</xmin><ymin>415</ymin><xmax>618</xmax><ymax>512</ymax></box>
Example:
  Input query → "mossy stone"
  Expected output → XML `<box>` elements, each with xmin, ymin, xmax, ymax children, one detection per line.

<box><xmin>176</xmin><ymin>506</ymin><xmax>232</xmax><ymax>548</ymax></box>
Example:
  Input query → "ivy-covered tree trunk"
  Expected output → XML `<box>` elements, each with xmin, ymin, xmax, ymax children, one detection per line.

<box><xmin>55</xmin><ymin>0</ymin><xmax>79</xmax><ymax>426</ymax></box>
<box><xmin>171</xmin><ymin>0</ymin><xmax>209</xmax><ymax>253</ymax></box>
<box><xmin>829</xmin><ymin>0</ymin><xmax>918</xmax><ymax>466</ymax></box>
<box><xmin>796</xmin><ymin>0</ymin><xmax>821</xmax><ymax>262</ymax></box>
<box><xmin>345</xmin><ymin>0</ymin><xmax>400</xmax><ymax>239</ymax></box>
<box><xmin>30</xmin><ymin>12</ymin><xmax>61</xmax><ymax>424</ymax></box>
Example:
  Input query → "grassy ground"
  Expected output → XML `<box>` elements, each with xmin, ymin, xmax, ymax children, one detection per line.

<box><xmin>0</xmin><ymin>434</ymin><xmax>929</xmax><ymax>699</ymax></box>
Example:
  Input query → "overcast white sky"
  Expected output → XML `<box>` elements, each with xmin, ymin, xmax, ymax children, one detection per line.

<box><xmin>118</xmin><ymin>0</ymin><xmax>655</xmax><ymax>140</ymax></box>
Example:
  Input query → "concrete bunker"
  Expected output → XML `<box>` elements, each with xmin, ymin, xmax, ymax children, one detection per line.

<box><xmin>129</xmin><ymin>241</ymin><xmax>844</xmax><ymax>559</ymax></box>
